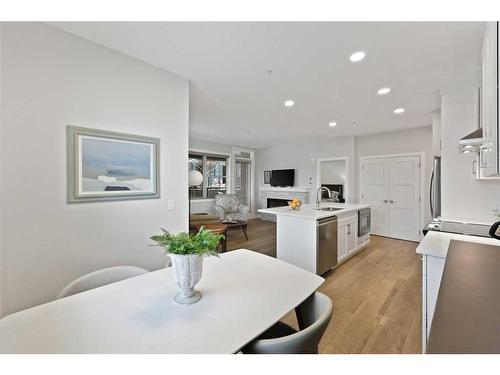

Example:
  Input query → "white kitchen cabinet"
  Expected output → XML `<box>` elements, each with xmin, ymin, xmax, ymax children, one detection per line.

<box><xmin>337</xmin><ymin>221</ymin><xmax>347</xmax><ymax>262</ymax></box>
<box><xmin>421</xmin><ymin>254</ymin><xmax>446</xmax><ymax>353</ymax></box>
<box><xmin>481</xmin><ymin>21</ymin><xmax>499</xmax><ymax>177</ymax></box>
<box><xmin>346</xmin><ymin>218</ymin><xmax>357</xmax><ymax>255</ymax></box>
<box><xmin>337</xmin><ymin>213</ymin><xmax>358</xmax><ymax>263</ymax></box>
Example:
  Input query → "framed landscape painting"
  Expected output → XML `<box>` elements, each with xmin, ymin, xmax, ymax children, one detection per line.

<box><xmin>67</xmin><ymin>126</ymin><xmax>160</xmax><ymax>203</ymax></box>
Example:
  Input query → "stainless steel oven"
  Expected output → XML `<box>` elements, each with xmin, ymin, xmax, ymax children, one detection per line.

<box><xmin>358</xmin><ymin>208</ymin><xmax>371</xmax><ymax>236</ymax></box>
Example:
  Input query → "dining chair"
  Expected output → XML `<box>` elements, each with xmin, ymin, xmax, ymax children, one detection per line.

<box><xmin>56</xmin><ymin>266</ymin><xmax>149</xmax><ymax>299</ymax></box>
<box><xmin>241</xmin><ymin>292</ymin><xmax>333</xmax><ymax>354</ymax></box>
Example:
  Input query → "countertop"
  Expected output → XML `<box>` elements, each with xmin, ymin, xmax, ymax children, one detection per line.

<box><xmin>416</xmin><ymin>230</ymin><xmax>500</xmax><ymax>258</ymax></box>
<box><xmin>258</xmin><ymin>202</ymin><xmax>369</xmax><ymax>220</ymax></box>
<box><xmin>427</xmin><ymin>240</ymin><xmax>500</xmax><ymax>353</ymax></box>
<box><xmin>0</xmin><ymin>250</ymin><xmax>324</xmax><ymax>354</ymax></box>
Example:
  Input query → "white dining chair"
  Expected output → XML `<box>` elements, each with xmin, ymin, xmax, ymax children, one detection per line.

<box><xmin>56</xmin><ymin>266</ymin><xmax>149</xmax><ymax>299</ymax></box>
<box><xmin>241</xmin><ymin>292</ymin><xmax>333</xmax><ymax>354</ymax></box>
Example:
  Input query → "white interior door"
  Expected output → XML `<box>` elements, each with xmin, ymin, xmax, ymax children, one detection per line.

<box><xmin>360</xmin><ymin>155</ymin><xmax>421</xmax><ymax>241</ymax></box>
<box><xmin>388</xmin><ymin>156</ymin><xmax>421</xmax><ymax>241</ymax></box>
<box><xmin>360</xmin><ymin>158</ymin><xmax>389</xmax><ymax>236</ymax></box>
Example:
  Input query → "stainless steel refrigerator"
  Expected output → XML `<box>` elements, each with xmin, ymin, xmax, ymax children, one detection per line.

<box><xmin>430</xmin><ymin>156</ymin><xmax>441</xmax><ymax>219</ymax></box>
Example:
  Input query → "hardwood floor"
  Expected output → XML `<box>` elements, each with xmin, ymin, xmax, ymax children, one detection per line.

<box><xmin>226</xmin><ymin>218</ymin><xmax>422</xmax><ymax>354</ymax></box>
<box><xmin>226</xmin><ymin>218</ymin><xmax>277</xmax><ymax>257</ymax></box>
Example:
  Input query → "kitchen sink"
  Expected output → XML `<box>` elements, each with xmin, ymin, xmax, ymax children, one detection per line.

<box><xmin>318</xmin><ymin>207</ymin><xmax>343</xmax><ymax>211</ymax></box>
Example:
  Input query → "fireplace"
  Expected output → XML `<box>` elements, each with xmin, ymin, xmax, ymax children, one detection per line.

<box><xmin>267</xmin><ymin>198</ymin><xmax>289</xmax><ymax>208</ymax></box>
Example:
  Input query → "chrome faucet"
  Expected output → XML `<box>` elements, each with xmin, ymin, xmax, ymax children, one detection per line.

<box><xmin>316</xmin><ymin>186</ymin><xmax>332</xmax><ymax>209</ymax></box>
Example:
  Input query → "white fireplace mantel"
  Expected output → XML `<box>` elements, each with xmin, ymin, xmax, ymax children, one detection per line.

<box><xmin>258</xmin><ymin>187</ymin><xmax>312</xmax><ymax>221</ymax></box>
<box><xmin>258</xmin><ymin>186</ymin><xmax>312</xmax><ymax>193</ymax></box>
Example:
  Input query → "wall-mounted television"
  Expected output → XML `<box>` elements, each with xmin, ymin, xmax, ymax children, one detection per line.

<box><xmin>270</xmin><ymin>169</ymin><xmax>295</xmax><ymax>187</ymax></box>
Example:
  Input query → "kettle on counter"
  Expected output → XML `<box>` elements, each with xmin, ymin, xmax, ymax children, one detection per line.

<box><xmin>489</xmin><ymin>221</ymin><xmax>500</xmax><ymax>239</ymax></box>
<box><xmin>490</xmin><ymin>209</ymin><xmax>500</xmax><ymax>240</ymax></box>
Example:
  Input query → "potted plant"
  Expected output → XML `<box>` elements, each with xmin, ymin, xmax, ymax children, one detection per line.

<box><xmin>150</xmin><ymin>227</ymin><xmax>224</xmax><ymax>305</ymax></box>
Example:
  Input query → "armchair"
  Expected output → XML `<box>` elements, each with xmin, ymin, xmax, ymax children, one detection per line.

<box><xmin>214</xmin><ymin>193</ymin><xmax>249</xmax><ymax>222</ymax></box>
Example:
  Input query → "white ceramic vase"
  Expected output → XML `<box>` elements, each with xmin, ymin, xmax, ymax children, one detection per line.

<box><xmin>169</xmin><ymin>253</ymin><xmax>204</xmax><ymax>305</ymax></box>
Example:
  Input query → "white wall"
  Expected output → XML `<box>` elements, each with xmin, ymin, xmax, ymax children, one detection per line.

<box><xmin>320</xmin><ymin>160</ymin><xmax>346</xmax><ymax>185</ymax></box>
<box><xmin>255</xmin><ymin>136</ymin><xmax>357</xmax><ymax>207</ymax></box>
<box><xmin>356</xmin><ymin>126</ymin><xmax>433</xmax><ymax>224</ymax></box>
<box><xmin>441</xmin><ymin>84</ymin><xmax>500</xmax><ymax>223</ymax></box>
<box><xmin>190</xmin><ymin>138</ymin><xmax>234</xmax><ymax>155</ymax></box>
<box><xmin>0</xmin><ymin>23</ymin><xmax>189</xmax><ymax>315</ymax></box>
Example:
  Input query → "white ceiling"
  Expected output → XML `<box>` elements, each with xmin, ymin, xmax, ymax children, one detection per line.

<box><xmin>51</xmin><ymin>22</ymin><xmax>484</xmax><ymax>149</ymax></box>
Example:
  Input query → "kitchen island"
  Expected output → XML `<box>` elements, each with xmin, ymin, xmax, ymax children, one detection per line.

<box><xmin>258</xmin><ymin>203</ymin><xmax>370</xmax><ymax>275</ymax></box>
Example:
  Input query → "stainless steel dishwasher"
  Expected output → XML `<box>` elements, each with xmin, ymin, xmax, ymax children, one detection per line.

<box><xmin>316</xmin><ymin>217</ymin><xmax>338</xmax><ymax>275</ymax></box>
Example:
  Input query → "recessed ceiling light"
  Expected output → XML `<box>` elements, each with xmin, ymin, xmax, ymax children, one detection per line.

<box><xmin>377</xmin><ymin>87</ymin><xmax>391</xmax><ymax>95</ymax></box>
<box><xmin>329</xmin><ymin>122</ymin><xmax>337</xmax><ymax>127</ymax></box>
<box><xmin>284</xmin><ymin>100</ymin><xmax>294</xmax><ymax>107</ymax></box>
<box><xmin>349</xmin><ymin>51</ymin><xmax>366</xmax><ymax>62</ymax></box>
<box><xmin>394</xmin><ymin>108</ymin><xmax>405</xmax><ymax>114</ymax></box>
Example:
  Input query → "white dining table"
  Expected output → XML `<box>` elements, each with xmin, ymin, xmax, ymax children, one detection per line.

<box><xmin>0</xmin><ymin>249</ymin><xmax>324</xmax><ymax>354</ymax></box>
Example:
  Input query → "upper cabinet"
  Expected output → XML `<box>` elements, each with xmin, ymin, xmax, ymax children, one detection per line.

<box><xmin>481</xmin><ymin>22</ymin><xmax>499</xmax><ymax>177</ymax></box>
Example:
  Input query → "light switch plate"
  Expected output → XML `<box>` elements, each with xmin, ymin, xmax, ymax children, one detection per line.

<box><xmin>168</xmin><ymin>199</ymin><xmax>175</xmax><ymax>210</ymax></box>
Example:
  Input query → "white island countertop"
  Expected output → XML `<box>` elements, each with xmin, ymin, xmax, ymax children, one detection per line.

<box><xmin>417</xmin><ymin>231</ymin><xmax>500</xmax><ymax>258</ymax></box>
<box><xmin>258</xmin><ymin>202</ymin><xmax>369</xmax><ymax>220</ymax></box>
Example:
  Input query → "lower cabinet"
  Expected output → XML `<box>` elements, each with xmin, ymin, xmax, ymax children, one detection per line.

<box><xmin>337</xmin><ymin>213</ymin><xmax>358</xmax><ymax>262</ymax></box>
<box><xmin>421</xmin><ymin>254</ymin><xmax>446</xmax><ymax>353</ymax></box>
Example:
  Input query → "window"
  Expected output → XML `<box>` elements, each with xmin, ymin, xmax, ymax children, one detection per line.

<box><xmin>188</xmin><ymin>153</ymin><xmax>227</xmax><ymax>199</ymax></box>
<box><xmin>188</xmin><ymin>154</ymin><xmax>204</xmax><ymax>198</ymax></box>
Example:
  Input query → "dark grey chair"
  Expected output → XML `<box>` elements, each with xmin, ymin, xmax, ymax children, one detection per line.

<box><xmin>242</xmin><ymin>292</ymin><xmax>333</xmax><ymax>354</ymax></box>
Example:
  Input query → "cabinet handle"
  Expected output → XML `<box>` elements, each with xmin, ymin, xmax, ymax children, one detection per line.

<box><xmin>383</xmin><ymin>199</ymin><xmax>388</xmax><ymax>203</ymax></box>
<box><xmin>389</xmin><ymin>200</ymin><xmax>395</xmax><ymax>203</ymax></box>
<box><xmin>479</xmin><ymin>145</ymin><xmax>488</xmax><ymax>168</ymax></box>
<box><xmin>347</xmin><ymin>224</ymin><xmax>351</xmax><ymax>235</ymax></box>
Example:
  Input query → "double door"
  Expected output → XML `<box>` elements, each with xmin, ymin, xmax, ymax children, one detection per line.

<box><xmin>360</xmin><ymin>155</ymin><xmax>421</xmax><ymax>241</ymax></box>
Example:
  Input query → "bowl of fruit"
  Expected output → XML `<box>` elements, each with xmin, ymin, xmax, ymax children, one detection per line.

<box><xmin>288</xmin><ymin>198</ymin><xmax>303</xmax><ymax>210</ymax></box>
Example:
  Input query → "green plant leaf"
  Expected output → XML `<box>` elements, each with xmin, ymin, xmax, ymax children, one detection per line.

<box><xmin>149</xmin><ymin>227</ymin><xmax>225</xmax><ymax>256</ymax></box>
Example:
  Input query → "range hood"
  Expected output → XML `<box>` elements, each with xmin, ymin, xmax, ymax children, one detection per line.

<box><xmin>458</xmin><ymin>128</ymin><xmax>483</xmax><ymax>153</ymax></box>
